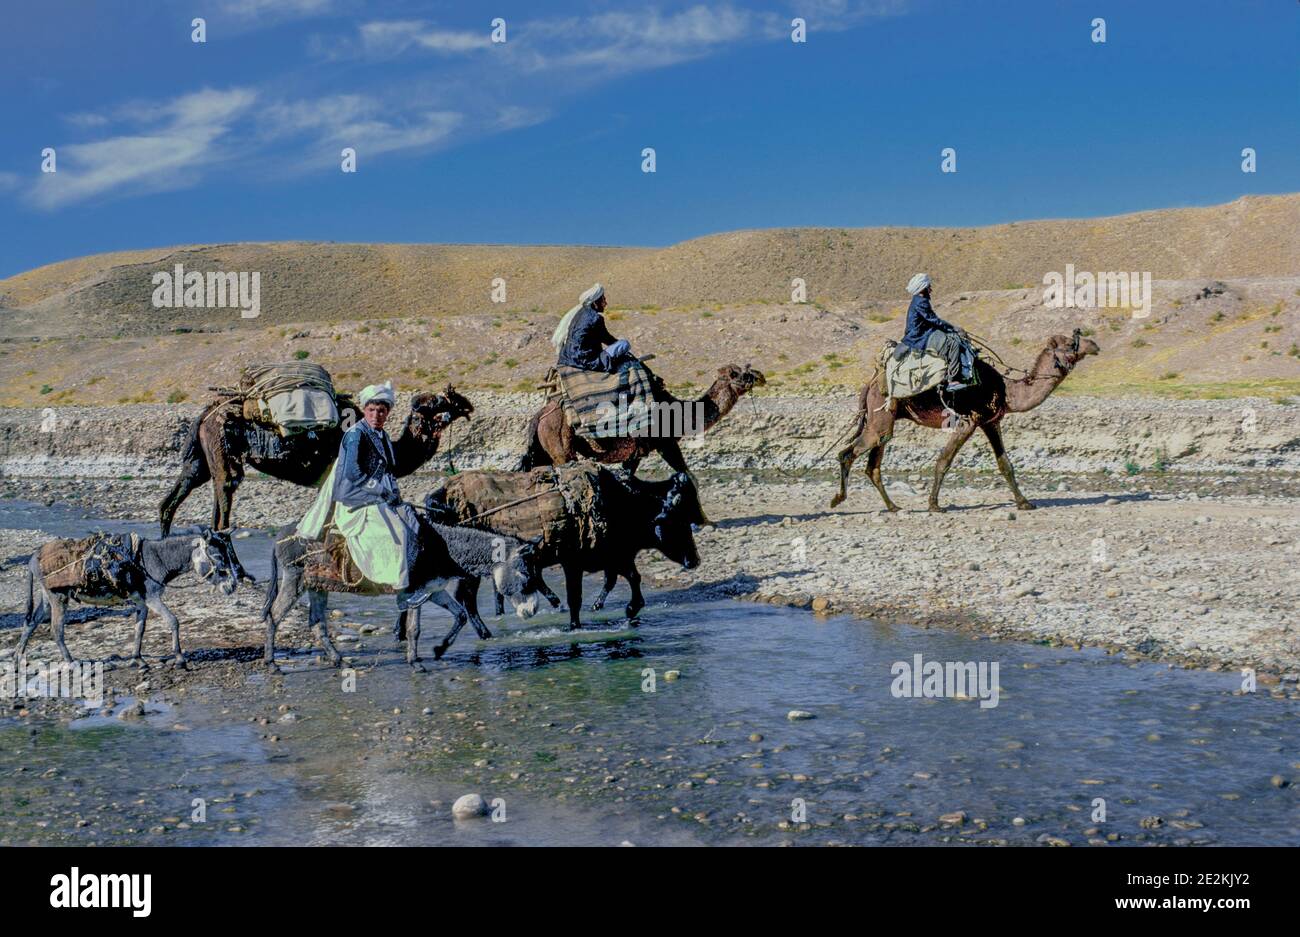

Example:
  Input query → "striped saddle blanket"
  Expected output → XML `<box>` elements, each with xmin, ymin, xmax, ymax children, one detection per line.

<box><xmin>554</xmin><ymin>361</ymin><xmax>656</xmax><ymax>439</ymax></box>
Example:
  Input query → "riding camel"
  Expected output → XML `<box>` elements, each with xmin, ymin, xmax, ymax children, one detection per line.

<box><xmin>159</xmin><ymin>386</ymin><xmax>474</xmax><ymax>537</ymax></box>
<box><xmin>829</xmin><ymin>330</ymin><xmax>1100</xmax><ymax>512</ymax></box>
<box><xmin>518</xmin><ymin>364</ymin><xmax>766</xmax><ymax>476</ymax></box>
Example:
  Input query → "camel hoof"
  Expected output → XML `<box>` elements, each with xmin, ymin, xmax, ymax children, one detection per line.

<box><xmin>169</xmin><ymin>656</ymin><xmax>188</xmax><ymax>671</ymax></box>
<box><xmin>130</xmin><ymin>657</ymin><xmax>150</xmax><ymax>671</ymax></box>
<box><xmin>625</xmin><ymin>604</ymin><xmax>644</xmax><ymax>619</ymax></box>
<box><xmin>432</xmin><ymin>645</ymin><xmax>447</xmax><ymax>661</ymax></box>
<box><xmin>590</xmin><ymin>600</ymin><xmax>605</xmax><ymax>611</ymax></box>
<box><xmin>265</xmin><ymin>661</ymin><xmax>283</xmax><ymax>675</ymax></box>
<box><xmin>829</xmin><ymin>494</ymin><xmax>845</xmax><ymax>509</ymax></box>
<box><xmin>1018</xmin><ymin>501</ymin><xmax>1037</xmax><ymax>511</ymax></box>
<box><xmin>410</xmin><ymin>660</ymin><xmax>427</xmax><ymax>673</ymax></box>
<box><xmin>928</xmin><ymin>504</ymin><xmax>947</xmax><ymax>514</ymax></box>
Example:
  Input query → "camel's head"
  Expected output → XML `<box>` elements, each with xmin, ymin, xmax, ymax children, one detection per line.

<box><xmin>719</xmin><ymin>363</ymin><xmax>767</xmax><ymax>395</ymax></box>
<box><xmin>409</xmin><ymin>386</ymin><xmax>474</xmax><ymax>438</ymax></box>
<box><xmin>1048</xmin><ymin>329</ymin><xmax>1101</xmax><ymax>370</ymax></box>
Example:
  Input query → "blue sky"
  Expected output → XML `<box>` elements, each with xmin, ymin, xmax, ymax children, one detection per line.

<box><xmin>1</xmin><ymin>0</ymin><xmax>1296</xmax><ymax>277</ymax></box>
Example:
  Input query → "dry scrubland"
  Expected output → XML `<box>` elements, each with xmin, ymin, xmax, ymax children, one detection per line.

<box><xmin>0</xmin><ymin>194</ymin><xmax>1298</xmax><ymax>406</ymax></box>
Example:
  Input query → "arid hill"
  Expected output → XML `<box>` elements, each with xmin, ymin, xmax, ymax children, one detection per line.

<box><xmin>0</xmin><ymin>195</ymin><xmax>1297</xmax><ymax>405</ymax></box>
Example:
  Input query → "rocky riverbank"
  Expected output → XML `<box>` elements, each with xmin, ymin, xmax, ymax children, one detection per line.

<box><xmin>0</xmin><ymin>395</ymin><xmax>1297</xmax><ymax>683</ymax></box>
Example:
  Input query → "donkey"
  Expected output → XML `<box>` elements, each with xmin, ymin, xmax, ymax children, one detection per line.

<box><xmin>19</xmin><ymin>528</ymin><xmax>241</xmax><ymax>669</ymax></box>
<box><xmin>262</xmin><ymin>516</ymin><xmax>547</xmax><ymax>670</ymax></box>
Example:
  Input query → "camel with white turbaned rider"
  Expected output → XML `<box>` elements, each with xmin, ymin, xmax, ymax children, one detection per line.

<box><xmin>830</xmin><ymin>328</ymin><xmax>1100</xmax><ymax>512</ymax></box>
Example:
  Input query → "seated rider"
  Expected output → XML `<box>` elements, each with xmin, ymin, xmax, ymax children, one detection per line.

<box><xmin>551</xmin><ymin>283</ymin><xmax>634</xmax><ymax>373</ymax></box>
<box><xmin>897</xmin><ymin>273</ymin><xmax>973</xmax><ymax>391</ymax></box>
<box><xmin>295</xmin><ymin>380</ymin><xmax>421</xmax><ymax>593</ymax></box>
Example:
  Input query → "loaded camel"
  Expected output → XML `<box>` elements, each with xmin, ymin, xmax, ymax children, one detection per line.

<box><xmin>829</xmin><ymin>329</ymin><xmax>1100</xmax><ymax>513</ymax></box>
<box><xmin>517</xmin><ymin>364</ymin><xmax>765</xmax><ymax>477</ymax></box>
<box><xmin>159</xmin><ymin>386</ymin><xmax>474</xmax><ymax>538</ymax></box>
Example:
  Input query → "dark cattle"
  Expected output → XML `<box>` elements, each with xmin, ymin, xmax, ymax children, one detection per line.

<box><xmin>424</xmin><ymin>462</ymin><xmax>704</xmax><ymax>628</ymax></box>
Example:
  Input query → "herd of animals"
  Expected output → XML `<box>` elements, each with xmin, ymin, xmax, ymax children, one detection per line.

<box><xmin>13</xmin><ymin>329</ymin><xmax>1098</xmax><ymax>672</ymax></box>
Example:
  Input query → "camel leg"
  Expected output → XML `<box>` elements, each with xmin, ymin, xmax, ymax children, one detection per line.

<box><xmin>929</xmin><ymin>421</ymin><xmax>977</xmax><ymax>513</ymax></box>
<box><xmin>866</xmin><ymin>438</ymin><xmax>901</xmax><ymax>513</ymax></box>
<box><xmin>158</xmin><ymin>457</ymin><xmax>210</xmax><ymax>537</ymax></box>
<box><xmin>982</xmin><ymin>423</ymin><xmax>1034</xmax><ymax>510</ymax></box>
<box><xmin>213</xmin><ymin>461</ymin><xmax>244</xmax><ymax>532</ymax></box>
<box><xmin>829</xmin><ymin>435</ymin><xmax>860</xmax><ymax>509</ymax></box>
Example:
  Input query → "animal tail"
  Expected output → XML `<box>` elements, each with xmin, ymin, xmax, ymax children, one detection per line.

<box><xmin>23</xmin><ymin>562</ymin><xmax>34</xmax><ymax>626</ymax></box>
<box><xmin>852</xmin><ymin>382</ymin><xmax>872</xmax><ymax>436</ymax></box>
<box><xmin>179</xmin><ymin>405</ymin><xmax>215</xmax><ymax>464</ymax></box>
<box><xmin>261</xmin><ymin>545</ymin><xmax>280</xmax><ymax>622</ymax></box>
<box><xmin>515</xmin><ymin>408</ymin><xmax>551</xmax><ymax>471</ymax></box>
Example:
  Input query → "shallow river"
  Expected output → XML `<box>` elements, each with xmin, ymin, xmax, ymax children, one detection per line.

<box><xmin>0</xmin><ymin>501</ymin><xmax>1296</xmax><ymax>846</ymax></box>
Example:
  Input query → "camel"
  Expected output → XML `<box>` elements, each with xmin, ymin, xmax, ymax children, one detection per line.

<box><xmin>159</xmin><ymin>386</ymin><xmax>474</xmax><ymax>538</ymax></box>
<box><xmin>517</xmin><ymin>364</ymin><xmax>766</xmax><ymax>476</ymax></box>
<box><xmin>829</xmin><ymin>330</ymin><xmax>1100</xmax><ymax>513</ymax></box>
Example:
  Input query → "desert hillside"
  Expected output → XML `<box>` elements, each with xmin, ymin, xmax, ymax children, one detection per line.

<box><xmin>0</xmin><ymin>195</ymin><xmax>1297</xmax><ymax>405</ymax></box>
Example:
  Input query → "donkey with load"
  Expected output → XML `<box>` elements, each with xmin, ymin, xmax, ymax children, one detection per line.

<box><xmin>19</xmin><ymin>528</ymin><xmax>243</xmax><ymax>668</ymax></box>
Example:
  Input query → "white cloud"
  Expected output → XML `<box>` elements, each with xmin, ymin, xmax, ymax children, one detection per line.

<box><xmin>216</xmin><ymin>0</ymin><xmax>336</xmax><ymax>18</ymax></box>
<box><xmin>26</xmin><ymin>88</ymin><xmax>257</xmax><ymax>210</ymax></box>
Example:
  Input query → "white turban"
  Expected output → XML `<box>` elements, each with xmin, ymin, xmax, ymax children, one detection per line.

<box><xmin>907</xmin><ymin>273</ymin><xmax>931</xmax><ymax>296</ymax></box>
<box><xmin>550</xmin><ymin>283</ymin><xmax>606</xmax><ymax>352</ymax></box>
<box><xmin>358</xmin><ymin>380</ymin><xmax>395</xmax><ymax>408</ymax></box>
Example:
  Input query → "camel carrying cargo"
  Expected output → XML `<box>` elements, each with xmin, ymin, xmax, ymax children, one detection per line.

<box><xmin>541</xmin><ymin>361</ymin><xmax>657</xmax><ymax>439</ymax></box>
<box><xmin>235</xmin><ymin>362</ymin><xmax>340</xmax><ymax>436</ymax></box>
<box><xmin>877</xmin><ymin>340</ymin><xmax>964</xmax><ymax>401</ymax></box>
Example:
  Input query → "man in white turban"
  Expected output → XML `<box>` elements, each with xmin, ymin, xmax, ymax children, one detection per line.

<box><xmin>897</xmin><ymin>273</ymin><xmax>973</xmax><ymax>390</ymax></box>
<box><xmin>551</xmin><ymin>283</ymin><xmax>633</xmax><ymax>373</ymax></box>
<box><xmin>296</xmin><ymin>379</ymin><xmax>420</xmax><ymax>589</ymax></box>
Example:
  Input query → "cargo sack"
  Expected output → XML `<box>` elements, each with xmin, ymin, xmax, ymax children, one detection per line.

<box><xmin>266</xmin><ymin>388</ymin><xmax>338</xmax><ymax>435</ymax></box>
<box><xmin>437</xmin><ymin>462</ymin><xmax>609</xmax><ymax>554</ymax></box>
<box><xmin>238</xmin><ymin>362</ymin><xmax>339</xmax><ymax>436</ymax></box>
<box><xmin>879</xmin><ymin>340</ymin><xmax>949</xmax><ymax>401</ymax></box>
<box><xmin>38</xmin><ymin>533</ymin><xmax>139</xmax><ymax>594</ymax></box>
<box><xmin>301</xmin><ymin>530</ymin><xmax>393</xmax><ymax>596</ymax></box>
